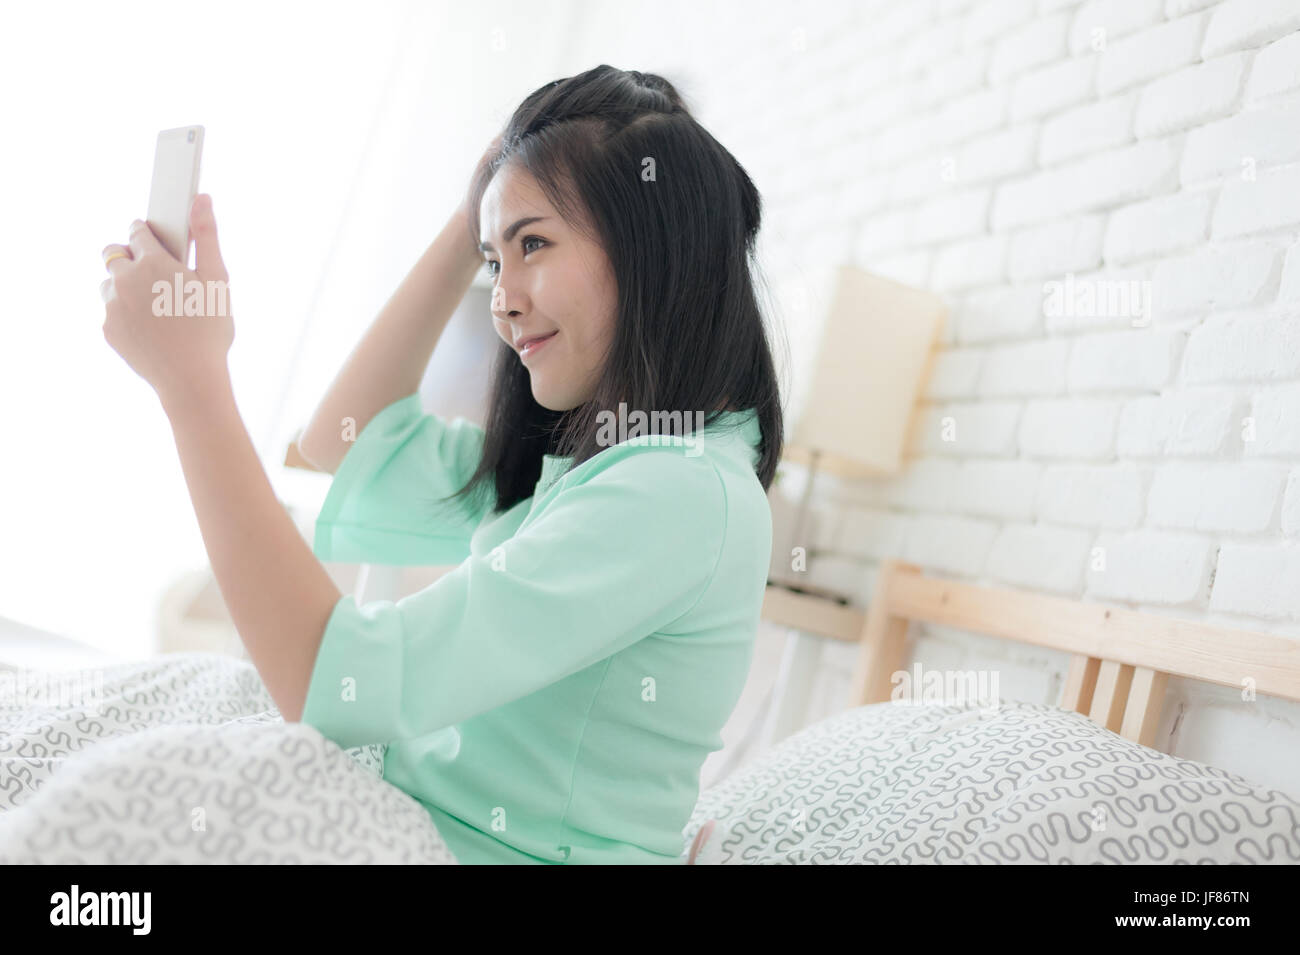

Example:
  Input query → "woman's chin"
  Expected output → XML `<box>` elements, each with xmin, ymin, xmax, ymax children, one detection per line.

<box><xmin>532</xmin><ymin>381</ymin><xmax>586</xmax><ymax>414</ymax></box>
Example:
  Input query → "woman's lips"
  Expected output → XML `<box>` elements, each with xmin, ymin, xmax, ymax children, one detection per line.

<box><xmin>519</xmin><ymin>331</ymin><xmax>557</xmax><ymax>359</ymax></box>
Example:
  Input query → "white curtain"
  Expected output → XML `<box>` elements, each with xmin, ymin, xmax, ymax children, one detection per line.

<box><xmin>0</xmin><ymin>0</ymin><xmax>580</xmax><ymax>657</ymax></box>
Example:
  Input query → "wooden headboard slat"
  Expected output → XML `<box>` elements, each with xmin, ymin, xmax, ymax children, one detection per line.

<box><xmin>882</xmin><ymin>567</ymin><xmax>1300</xmax><ymax>702</ymax></box>
<box><xmin>764</xmin><ymin>559</ymin><xmax>1300</xmax><ymax>753</ymax></box>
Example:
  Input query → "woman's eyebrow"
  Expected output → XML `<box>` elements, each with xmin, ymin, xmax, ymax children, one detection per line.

<box><xmin>479</xmin><ymin>216</ymin><xmax>551</xmax><ymax>253</ymax></box>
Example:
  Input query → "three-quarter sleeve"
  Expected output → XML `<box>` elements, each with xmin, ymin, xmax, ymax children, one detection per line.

<box><xmin>299</xmin><ymin>448</ymin><xmax>728</xmax><ymax>750</ymax></box>
<box><xmin>312</xmin><ymin>392</ymin><xmax>491</xmax><ymax>566</ymax></box>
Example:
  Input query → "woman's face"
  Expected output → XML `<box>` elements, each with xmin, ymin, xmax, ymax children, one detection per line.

<box><xmin>479</xmin><ymin>163</ymin><xmax>617</xmax><ymax>412</ymax></box>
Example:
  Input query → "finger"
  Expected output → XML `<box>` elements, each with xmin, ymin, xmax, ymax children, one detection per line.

<box><xmin>101</xmin><ymin>243</ymin><xmax>132</xmax><ymax>273</ymax></box>
<box><xmin>99</xmin><ymin>276</ymin><xmax>114</xmax><ymax>303</ymax></box>
<box><xmin>190</xmin><ymin>194</ymin><xmax>227</xmax><ymax>281</ymax></box>
<box><xmin>127</xmin><ymin>219</ymin><xmax>167</xmax><ymax>259</ymax></box>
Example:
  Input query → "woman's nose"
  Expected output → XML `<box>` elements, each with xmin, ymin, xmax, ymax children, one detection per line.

<box><xmin>491</xmin><ymin>284</ymin><xmax>526</xmax><ymax>319</ymax></box>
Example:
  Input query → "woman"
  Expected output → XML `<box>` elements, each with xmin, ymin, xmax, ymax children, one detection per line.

<box><xmin>99</xmin><ymin>64</ymin><xmax>784</xmax><ymax>864</ymax></box>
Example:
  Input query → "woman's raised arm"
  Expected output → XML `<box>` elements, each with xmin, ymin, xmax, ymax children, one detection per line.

<box><xmin>295</xmin><ymin>199</ymin><xmax>483</xmax><ymax>473</ymax></box>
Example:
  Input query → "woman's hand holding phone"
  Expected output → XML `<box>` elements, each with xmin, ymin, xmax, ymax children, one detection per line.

<box><xmin>99</xmin><ymin>193</ymin><xmax>235</xmax><ymax>412</ymax></box>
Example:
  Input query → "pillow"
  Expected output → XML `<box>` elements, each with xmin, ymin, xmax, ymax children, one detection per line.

<box><xmin>682</xmin><ymin>700</ymin><xmax>1300</xmax><ymax>864</ymax></box>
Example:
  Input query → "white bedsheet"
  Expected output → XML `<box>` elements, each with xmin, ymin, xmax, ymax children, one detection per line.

<box><xmin>0</xmin><ymin>651</ymin><xmax>457</xmax><ymax>864</ymax></box>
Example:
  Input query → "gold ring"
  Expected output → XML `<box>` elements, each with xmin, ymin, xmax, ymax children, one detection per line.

<box><xmin>103</xmin><ymin>250</ymin><xmax>129</xmax><ymax>267</ymax></box>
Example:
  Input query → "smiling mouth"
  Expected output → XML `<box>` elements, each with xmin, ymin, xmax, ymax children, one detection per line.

<box><xmin>517</xmin><ymin>331</ymin><xmax>558</xmax><ymax>355</ymax></box>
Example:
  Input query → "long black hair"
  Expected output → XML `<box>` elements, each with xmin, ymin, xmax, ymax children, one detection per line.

<box><xmin>435</xmin><ymin>64</ymin><xmax>785</xmax><ymax>520</ymax></box>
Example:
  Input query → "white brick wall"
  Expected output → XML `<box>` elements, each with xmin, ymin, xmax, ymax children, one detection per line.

<box><xmin>571</xmin><ymin>0</ymin><xmax>1300</xmax><ymax>794</ymax></box>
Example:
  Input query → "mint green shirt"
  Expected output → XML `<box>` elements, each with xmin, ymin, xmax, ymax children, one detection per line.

<box><xmin>300</xmin><ymin>392</ymin><xmax>771</xmax><ymax>864</ymax></box>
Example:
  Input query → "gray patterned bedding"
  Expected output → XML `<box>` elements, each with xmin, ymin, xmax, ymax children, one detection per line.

<box><xmin>5</xmin><ymin>651</ymin><xmax>1297</xmax><ymax>864</ymax></box>
<box><xmin>683</xmin><ymin>699</ymin><xmax>1300</xmax><ymax>864</ymax></box>
<box><xmin>0</xmin><ymin>652</ymin><xmax>456</xmax><ymax>864</ymax></box>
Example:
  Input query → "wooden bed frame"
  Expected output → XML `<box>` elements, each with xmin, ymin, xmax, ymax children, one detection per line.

<box><xmin>761</xmin><ymin>559</ymin><xmax>1300</xmax><ymax>751</ymax></box>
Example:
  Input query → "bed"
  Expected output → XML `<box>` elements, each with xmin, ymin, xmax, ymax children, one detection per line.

<box><xmin>682</xmin><ymin>559</ymin><xmax>1300</xmax><ymax>863</ymax></box>
<box><xmin>2</xmin><ymin>560</ymin><xmax>1298</xmax><ymax>864</ymax></box>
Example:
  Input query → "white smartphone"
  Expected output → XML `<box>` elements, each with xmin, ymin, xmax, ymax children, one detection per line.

<box><xmin>146</xmin><ymin>125</ymin><xmax>204</xmax><ymax>265</ymax></box>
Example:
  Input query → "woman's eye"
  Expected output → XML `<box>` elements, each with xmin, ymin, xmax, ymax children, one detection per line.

<box><xmin>483</xmin><ymin>237</ymin><xmax>545</xmax><ymax>280</ymax></box>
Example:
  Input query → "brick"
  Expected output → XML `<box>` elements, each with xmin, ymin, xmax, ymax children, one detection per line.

<box><xmin>853</xmin><ymin>86</ymin><xmax>911</xmax><ymax>135</ymax></box>
<box><xmin>933</xmin><ymin>87</ymin><xmax>1010</xmax><ymax>150</ymax></box>
<box><xmin>1182</xmin><ymin>309</ymin><xmax>1300</xmax><ymax>383</ymax></box>
<box><xmin>845</xmin><ymin>49</ymin><xmax>900</xmax><ymax>98</ymax></box>
<box><xmin>1151</xmin><ymin>243</ymin><xmax>1282</xmax><ymax>314</ymax></box>
<box><xmin>836</xmin><ymin>507</ymin><xmax>912</xmax><ymax>561</ymax></box>
<box><xmin>1010</xmin><ymin>55</ymin><xmax>1098</xmax><ymax>122</ymax></box>
<box><xmin>1007</xmin><ymin>215</ymin><xmax>1106</xmax><ymax>281</ymax></box>
<box><xmin>953</xmin><ymin>125</ymin><xmax>1040</xmax><ymax>184</ymax></box>
<box><xmin>1039</xmin><ymin>92</ymin><xmax>1137</xmax><ymax>165</ymax></box>
<box><xmin>1102</xmin><ymin>191</ymin><xmax>1212</xmax><ymax>264</ymax></box>
<box><xmin>1201</xmin><ymin>0</ymin><xmax>1300</xmax><ymax>59</ymax></box>
<box><xmin>912</xmin><ymin>188</ymin><xmax>991</xmax><ymax>243</ymax></box>
<box><xmin>1213</xmin><ymin>166</ymin><xmax>1300</xmax><ymax>238</ymax></box>
<box><xmin>910</xmin><ymin>401</ymin><xmax>1023</xmax><ymax>456</ymax></box>
<box><xmin>1246</xmin><ymin>31</ymin><xmax>1300</xmax><ymax>102</ymax></box>
<box><xmin>1210</xmin><ymin>544</ymin><xmax>1300</xmax><ymax>619</ymax></box>
<box><xmin>1281</xmin><ymin>241</ymin><xmax>1300</xmax><ymax>304</ymax></box>
<box><xmin>1069</xmin><ymin>0</ymin><xmax>1164</xmax><ymax>56</ymax></box>
<box><xmin>992</xmin><ymin>138</ymin><xmax>1180</xmax><ymax>230</ymax></box>
<box><xmin>881</xmin><ymin>457</ymin><xmax>961</xmax><ymax>511</ymax></box>
<box><xmin>1097</xmin><ymin>13</ymin><xmax>1208</xmax><ymax>96</ymax></box>
<box><xmin>950</xmin><ymin>459</ymin><xmax>1044</xmax><ymax>519</ymax></box>
<box><xmin>1281</xmin><ymin>470</ymin><xmax>1300</xmax><ymax>535</ymax></box>
<box><xmin>901</xmin><ymin>515</ymin><xmax>1000</xmax><ymax>577</ymax></box>
<box><xmin>1116</xmin><ymin>389</ymin><xmax>1241</xmax><ymax>456</ymax></box>
<box><xmin>867</xmin><ymin>250</ymin><xmax>931</xmax><ymax>288</ymax></box>
<box><xmin>923</xmin><ymin>47</ymin><xmax>990</xmax><ymax>103</ymax></box>
<box><xmin>1165</xmin><ymin>0</ymin><xmax>1217</xmax><ymax>15</ymax></box>
<box><xmin>1147</xmin><ymin>463</ymin><xmax>1284</xmax><ymax>532</ymax></box>
<box><xmin>805</xmin><ymin>222</ymin><xmax>859</xmax><ymax>266</ymax></box>
<box><xmin>805</xmin><ymin>553</ymin><xmax>874</xmax><ymax>603</ymax></box>
<box><xmin>854</xmin><ymin>210</ymin><xmax>911</xmax><ymax>257</ymax></box>
<box><xmin>957</xmin><ymin>284</ymin><xmax>1047</xmax><ymax>342</ymax></box>
<box><xmin>1087</xmin><ymin>530</ymin><xmax>1213</xmax><ymax>605</ymax></box>
<box><xmin>897</xmin><ymin>16</ymin><xmax>965</xmax><ymax>76</ymax></box>
<box><xmin>986</xmin><ymin>523</ymin><xmax>1094</xmax><ymax>593</ymax></box>
<box><xmin>1245</xmin><ymin>384</ymin><xmax>1300</xmax><ymax>456</ymax></box>
<box><xmin>1036</xmin><ymin>462</ymin><xmax>1147</xmax><ymax>527</ymax></box>
<box><xmin>1041</xmin><ymin>266</ymin><xmax>1155</xmax><ymax>333</ymax></box>
<box><xmin>963</xmin><ymin>0</ymin><xmax>1037</xmax><ymax>48</ymax></box>
<box><xmin>873</xmin><ymin>114</ymin><xmax>943</xmax><ymax>168</ymax></box>
<box><xmin>989</xmin><ymin>11</ymin><xmax>1072</xmax><ymax>83</ymax></box>
<box><xmin>840</xmin><ymin>171</ymin><xmax>893</xmax><ymax>218</ymax></box>
<box><xmin>1182</xmin><ymin>99</ymin><xmax>1300</xmax><ymax>184</ymax></box>
<box><xmin>1135</xmin><ymin>52</ymin><xmax>1249</xmax><ymax>138</ymax></box>
<box><xmin>978</xmin><ymin>339</ymin><xmax>1071</xmax><ymax>395</ymax></box>
<box><xmin>930</xmin><ymin>234</ymin><xmax>1009</xmax><ymax>292</ymax></box>
<box><xmin>1020</xmin><ymin>397</ymin><xmax>1123</xmax><ymax>458</ymax></box>
<box><xmin>889</xmin><ymin>155</ymin><xmax>958</xmax><ymax>205</ymax></box>
<box><xmin>1067</xmin><ymin>327</ymin><xmax>1184</xmax><ymax>391</ymax></box>
<box><xmin>925</xmin><ymin>348</ymin><xmax>985</xmax><ymax>399</ymax></box>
